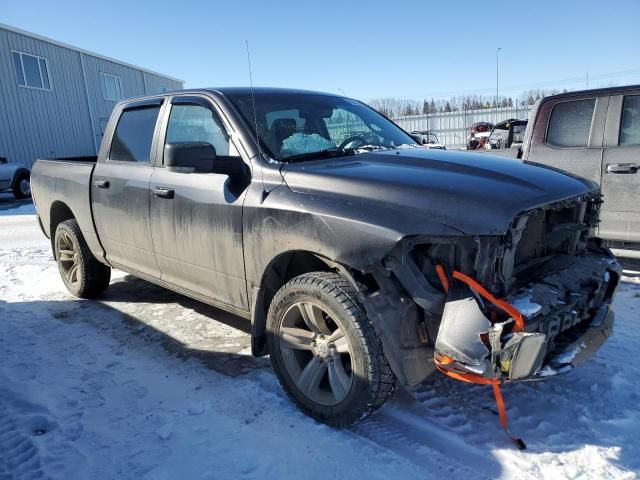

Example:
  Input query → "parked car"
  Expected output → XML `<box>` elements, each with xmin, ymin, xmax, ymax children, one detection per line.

<box><xmin>466</xmin><ymin>122</ymin><xmax>493</xmax><ymax>150</ymax></box>
<box><xmin>516</xmin><ymin>85</ymin><xmax>640</xmax><ymax>250</ymax></box>
<box><xmin>485</xmin><ymin>119</ymin><xmax>528</xmax><ymax>150</ymax></box>
<box><xmin>410</xmin><ymin>130</ymin><xmax>446</xmax><ymax>149</ymax></box>
<box><xmin>31</xmin><ymin>88</ymin><xmax>620</xmax><ymax>429</ymax></box>
<box><xmin>0</xmin><ymin>156</ymin><xmax>31</xmax><ymax>199</ymax></box>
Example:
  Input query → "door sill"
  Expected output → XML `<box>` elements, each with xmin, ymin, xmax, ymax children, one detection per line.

<box><xmin>109</xmin><ymin>262</ymin><xmax>252</xmax><ymax>320</ymax></box>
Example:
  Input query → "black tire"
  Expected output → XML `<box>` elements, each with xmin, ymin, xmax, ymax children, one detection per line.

<box><xmin>54</xmin><ymin>219</ymin><xmax>111</xmax><ymax>298</ymax></box>
<box><xmin>267</xmin><ymin>272</ymin><xmax>396</xmax><ymax>427</ymax></box>
<box><xmin>12</xmin><ymin>171</ymin><xmax>31</xmax><ymax>199</ymax></box>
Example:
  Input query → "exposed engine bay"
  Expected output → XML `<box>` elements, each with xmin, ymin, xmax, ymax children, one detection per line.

<box><xmin>361</xmin><ymin>190</ymin><xmax>621</xmax><ymax>386</ymax></box>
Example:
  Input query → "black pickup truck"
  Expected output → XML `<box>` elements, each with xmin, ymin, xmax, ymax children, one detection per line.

<box><xmin>31</xmin><ymin>88</ymin><xmax>620</xmax><ymax>427</ymax></box>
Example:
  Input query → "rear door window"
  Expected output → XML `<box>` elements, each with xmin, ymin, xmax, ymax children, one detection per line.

<box><xmin>546</xmin><ymin>99</ymin><xmax>595</xmax><ymax>148</ymax></box>
<box><xmin>110</xmin><ymin>106</ymin><xmax>161</xmax><ymax>162</ymax></box>
<box><xmin>620</xmin><ymin>95</ymin><xmax>640</xmax><ymax>146</ymax></box>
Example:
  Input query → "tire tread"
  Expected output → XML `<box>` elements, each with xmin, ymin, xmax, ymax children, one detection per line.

<box><xmin>268</xmin><ymin>271</ymin><xmax>396</xmax><ymax>426</ymax></box>
<box><xmin>55</xmin><ymin>219</ymin><xmax>110</xmax><ymax>298</ymax></box>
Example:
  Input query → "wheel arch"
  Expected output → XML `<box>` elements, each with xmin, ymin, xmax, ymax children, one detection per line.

<box><xmin>10</xmin><ymin>167</ymin><xmax>30</xmax><ymax>189</ymax></box>
<box><xmin>250</xmin><ymin>249</ymin><xmax>368</xmax><ymax>356</ymax></box>
<box><xmin>49</xmin><ymin>201</ymin><xmax>77</xmax><ymax>250</ymax></box>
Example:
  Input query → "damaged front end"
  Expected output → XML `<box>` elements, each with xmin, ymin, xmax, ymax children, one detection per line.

<box><xmin>367</xmin><ymin>190</ymin><xmax>621</xmax><ymax>386</ymax></box>
<box><xmin>434</xmin><ymin>248</ymin><xmax>619</xmax><ymax>383</ymax></box>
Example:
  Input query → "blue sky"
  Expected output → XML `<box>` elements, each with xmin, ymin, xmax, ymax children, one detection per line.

<box><xmin>3</xmin><ymin>0</ymin><xmax>640</xmax><ymax>101</ymax></box>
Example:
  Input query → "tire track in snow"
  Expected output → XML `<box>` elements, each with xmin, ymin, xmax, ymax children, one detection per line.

<box><xmin>353</xmin><ymin>389</ymin><xmax>503</xmax><ymax>479</ymax></box>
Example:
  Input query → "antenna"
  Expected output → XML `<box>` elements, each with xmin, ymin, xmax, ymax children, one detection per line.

<box><xmin>245</xmin><ymin>40</ymin><xmax>267</xmax><ymax>200</ymax></box>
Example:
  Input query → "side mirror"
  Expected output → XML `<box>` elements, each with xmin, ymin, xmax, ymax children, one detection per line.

<box><xmin>165</xmin><ymin>142</ymin><xmax>217</xmax><ymax>173</ymax></box>
<box><xmin>164</xmin><ymin>142</ymin><xmax>247</xmax><ymax>178</ymax></box>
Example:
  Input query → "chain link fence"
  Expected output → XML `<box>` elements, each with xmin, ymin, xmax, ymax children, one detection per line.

<box><xmin>392</xmin><ymin>105</ymin><xmax>533</xmax><ymax>149</ymax></box>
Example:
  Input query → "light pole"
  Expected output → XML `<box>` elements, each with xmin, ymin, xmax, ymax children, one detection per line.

<box><xmin>496</xmin><ymin>48</ymin><xmax>501</xmax><ymax>109</ymax></box>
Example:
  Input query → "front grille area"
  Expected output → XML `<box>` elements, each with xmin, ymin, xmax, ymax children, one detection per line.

<box><xmin>513</xmin><ymin>194</ymin><xmax>599</xmax><ymax>268</ymax></box>
<box><xmin>514</xmin><ymin>210</ymin><xmax>548</xmax><ymax>265</ymax></box>
<box><xmin>507</xmin><ymin>249</ymin><xmax>618</xmax><ymax>353</ymax></box>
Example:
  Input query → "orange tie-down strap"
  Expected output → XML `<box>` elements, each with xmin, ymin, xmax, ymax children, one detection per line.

<box><xmin>434</xmin><ymin>264</ymin><xmax>526</xmax><ymax>450</ymax></box>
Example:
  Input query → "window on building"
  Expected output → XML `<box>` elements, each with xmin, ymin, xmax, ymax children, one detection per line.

<box><xmin>150</xmin><ymin>86</ymin><xmax>169</xmax><ymax>94</ymax></box>
<box><xmin>546</xmin><ymin>99</ymin><xmax>595</xmax><ymax>148</ymax></box>
<box><xmin>110</xmin><ymin>106</ymin><xmax>160</xmax><ymax>162</ymax></box>
<box><xmin>165</xmin><ymin>104</ymin><xmax>230</xmax><ymax>157</ymax></box>
<box><xmin>12</xmin><ymin>51</ymin><xmax>51</xmax><ymax>90</ymax></box>
<box><xmin>620</xmin><ymin>95</ymin><xmax>640</xmax><ymax>146</ymax></box>
<box><xmin>101</xmin><ymin>73</ymin><xmax>122</xmax><ymax>101</ymax></box>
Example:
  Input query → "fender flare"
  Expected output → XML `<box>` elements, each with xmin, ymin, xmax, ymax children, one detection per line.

<box><xmin>249</xmin><ymin>250</ymin><xmax>340</xmax><ymax>357</ymax></box>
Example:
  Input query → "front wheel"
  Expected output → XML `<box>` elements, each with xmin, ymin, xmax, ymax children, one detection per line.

<box><xmin>267</xmin><ymin>272</ymin><xmax>396</xmax><ymax>427</ymax></box>
<box><xmin>54</xmin><ymin>219</ymin><xmax>111</xmax><ymax>298</ymax></box>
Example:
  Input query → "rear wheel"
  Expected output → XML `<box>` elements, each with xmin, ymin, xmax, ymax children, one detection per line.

<box><xmin>267</xmin><ymin>272</ymin><xmax>396</xmax><ymax>427</ymax></box>
<box><xmin>54</xmin><ymin>219</ymin><xmax>111</xmax><ymax>298</ymax></box>
<box><xmin>12</xmin><ymin>172</ymin><xmax>31</xmax><ymax>199</ymax></box>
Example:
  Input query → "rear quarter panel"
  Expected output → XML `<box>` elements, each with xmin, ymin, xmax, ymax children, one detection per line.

<box><xmin>31</xmin><ymin>160</ymin><xmax>104</xmax><ymax>260</ymax></box>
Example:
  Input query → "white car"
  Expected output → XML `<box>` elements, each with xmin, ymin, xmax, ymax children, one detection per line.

<box><xmin>0</xmin><ymin>157</ymin><xmax>31</xmax><ymax>199</ymax></box>
<box><xmin>410</xmin><ymin>131</ymin><xmax>447</xmax><ymax>149</ymax></box>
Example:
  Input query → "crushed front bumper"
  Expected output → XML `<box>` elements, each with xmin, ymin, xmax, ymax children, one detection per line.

<box><xmin>532</xmin><ymin>303</ymin><xmax>614</xmax><ymax>379</ymax></box>
<box><xmin>434</xmin><ymin>248</ymin><xmax>621</xmax><ymax>382</ymax></box>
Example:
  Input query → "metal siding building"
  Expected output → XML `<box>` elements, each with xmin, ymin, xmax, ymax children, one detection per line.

<box><xmin>0</xmin><ymin>24</ymin><xmax>184</xmax><ymax>168</ymax></box>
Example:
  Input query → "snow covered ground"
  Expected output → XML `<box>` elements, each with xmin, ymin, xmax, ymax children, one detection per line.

<box><xmin>1</xmin><ymin>201</ymin><xmax>639</xmax><ymax>480</ymax></box>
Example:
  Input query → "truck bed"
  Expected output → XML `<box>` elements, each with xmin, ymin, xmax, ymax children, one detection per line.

<box><xmin>31</xmin><ymin>157</ymin><xmax>103</xmax><ymax>259</ymax></box>
<box><xmin>37</xmin><ymin>155</ymin><xmax>98</xmax><ymax>164</ymax></box>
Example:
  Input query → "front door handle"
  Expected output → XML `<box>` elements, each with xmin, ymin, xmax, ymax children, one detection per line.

<box><xmin>94</xmin><ymin>179</ymin><xmax>110</xmax><ymax>189</ymax></box>
<box><xmin>606</xmin><ymin>163</ymin><xmax>638</xmax><ymax>174</ymax></box>
<box><xmin>153</xmin><ymin>187</ymin><xmax>175</xmax><ymax>199</ymax></box>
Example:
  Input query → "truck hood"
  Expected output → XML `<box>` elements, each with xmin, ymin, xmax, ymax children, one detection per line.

<box><xmin>281</xmin><ymin>148</ymin><xmax>597</xmax><ymax>235</ymax></box>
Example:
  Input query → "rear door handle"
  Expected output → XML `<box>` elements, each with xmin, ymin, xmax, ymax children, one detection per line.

<box><xmin>606</xmin><ymin>163</ymin><xmax>638</xmax><ymax>174</ymax></box>
<box><xmin>94</xmin><ymin>179</ymin><xmax>110</xmax><ymax>188</ymax></box>
<box><xmin>153</xmin><ymin>187</ymin><xmax>175</xmax><ymax>199</ymax></box>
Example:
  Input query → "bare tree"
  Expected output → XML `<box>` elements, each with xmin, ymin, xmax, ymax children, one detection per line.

<box><xmin>367</xmin><ymin>86</ymin><xmax>575</xmax><ymax>118</ymax></box>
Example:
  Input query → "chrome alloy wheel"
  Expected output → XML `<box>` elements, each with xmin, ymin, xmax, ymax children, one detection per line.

<box><xmin>279</xmin><ymin>300</ymin><xmax>353</xmax><ymax>406</ymax></box>
<box><xmin>56</xmin><ymin>230</ymin><xmax>80</xmax><ymax>286</ymax></box>
<box><xmin>19</xmin><ymin>178</ymin><xmax>31</xmax><ymax>196</ymax></box>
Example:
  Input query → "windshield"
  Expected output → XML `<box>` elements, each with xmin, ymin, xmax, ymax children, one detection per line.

<box><xmin>226</xmin><ymin>92</ymin><xmax>417</xmax><ymax>161</ymax></box>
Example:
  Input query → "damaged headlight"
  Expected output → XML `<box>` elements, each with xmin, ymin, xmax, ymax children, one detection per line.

<box><xmin>434</xmin><ymin>270</ymin><xmax>547</xmax><ymax>381</ymax></box>
<box><xmin>499</xmin><ymin>333</ymin><xmax>546</xmax><ymax>380</ymax></box>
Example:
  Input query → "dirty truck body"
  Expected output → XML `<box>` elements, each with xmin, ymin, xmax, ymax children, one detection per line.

<box><xmin>31</xmin><ymin>88</ymin><xmax>620</xmax><ymax>426</ymax></box>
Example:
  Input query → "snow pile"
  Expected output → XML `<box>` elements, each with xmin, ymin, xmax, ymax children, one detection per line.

<box><xmin>510</xmin><ymin>291</ymin><xmax>543</xmax><ymax>316</ymax></box>
<box><xmin>1</xmin><ymin>212</ymin><xmax>639</xmax><ymax>479</ymax></box>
